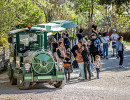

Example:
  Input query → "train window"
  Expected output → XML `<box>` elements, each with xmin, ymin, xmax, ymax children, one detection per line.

<box><xmin>19</xmin><ymin>33</ymin><xmax>37</xmax><ymax>47</ymax></box>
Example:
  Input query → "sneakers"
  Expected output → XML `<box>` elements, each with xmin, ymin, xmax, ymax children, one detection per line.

<box><xmin>119</xmin><ymin>65</ymin><xmax>124</xmax><ymax>68</ymax></box>
<box><xmin>106</xmin><ymin>57</ymin><xmax>108</xmax><ymax>59</ymax></box>
<box><xmin>116</xmin><ymin>57</ymin><xmax>119</xmax><ymax>59</ymax></box>
<box><xmin>111</xmin><ymin>55</ymin><xmax>115</xmax><ymax>57</ymax></box>
<box><xmin>78</xmin><ymin>77</ymin><xmax>84</xmax><ymax>80</ymax></box>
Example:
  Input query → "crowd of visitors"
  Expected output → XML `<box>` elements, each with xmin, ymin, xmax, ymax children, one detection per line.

<box><xmin>51</xmin><ymin>22</ymin><xmax>126</xmax><ymax>82</ymax></box>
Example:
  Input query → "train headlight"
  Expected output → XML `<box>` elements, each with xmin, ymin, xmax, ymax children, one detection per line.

<box><xmin>25</xmin><ymin>63</ymin><xmax>31</xmax><ymax>70</ymax></box>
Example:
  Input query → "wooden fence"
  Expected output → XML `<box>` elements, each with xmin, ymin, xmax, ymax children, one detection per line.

<box><xmin>0</xmin><ymin>45</ymin><xmax>10</xmax><ymax>70</ymax></box>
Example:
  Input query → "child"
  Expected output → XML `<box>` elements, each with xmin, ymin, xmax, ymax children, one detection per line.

<box><xmin>116</xmin><ymin>36</ymin><xmax>125</xmax><ymax>68</ymax></box>
<box><xmin>82</xmin><ymin>44</ymin><xmax>91</xmax><ymax>80</ymax></box>
<box><xmin>64</xmin><ymin>52</ymin><xmax>71</xmax><ymax>81</ymax></box>
<box><xmin>93</xmin><ymin>55</ymin><xmax>101</xmax><ymax>79</ymax></box>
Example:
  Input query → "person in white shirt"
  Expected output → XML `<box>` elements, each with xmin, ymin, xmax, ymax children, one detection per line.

<box><xmin>110</xmin><ymin>29</ymin><xmax>119</xmax><ymax>57</ymax></box>
<box><xmin>101</xmin><ymin>33</ymin><xmax>110</xmax><ymax>59</ymax></box>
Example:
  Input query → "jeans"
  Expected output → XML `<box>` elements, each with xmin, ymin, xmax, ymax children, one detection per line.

<box><xmin>78</xmin><ymin>62</ymin><xmax>84</xmax><ymax>78</ymax></box>
<box><xmin>103</xmin><ymin>43</ymin><xmax>108</xmax><ymax>57</ymax></box>
<box><xmin>96</xmin><ymin>68</ymin><xmax>100</xmax><ymax>79</ymax></box>
<box><xmin>118</xmin><ymin>51</ymin><xmax>124</xmax><ymax>65</ymax></box>
<box><xmin>89</xmin><ymin>57</ymin><xmax>94</xmax><ymax>76</ymax></box>
<box><xmin>64</xmin><ymin>67</ymin><xmax>70</xmax><ymax>80</ymax></box>
<box><xmin>84</xmin><ymin>62</ymin><xmax>91</xmax><ymax>79</ymax></box>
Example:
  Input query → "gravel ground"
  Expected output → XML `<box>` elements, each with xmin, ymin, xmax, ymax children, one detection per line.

<box><xmin>0</xmin><ymin>46</ymin><xmax>130</xmax><ymax>100</ymax></box>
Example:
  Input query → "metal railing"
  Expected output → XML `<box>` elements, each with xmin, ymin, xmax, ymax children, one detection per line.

<box><xmin>0</xmin><ymin>45</ymin><xmax>10</xmax><ymax>70</ymax></box>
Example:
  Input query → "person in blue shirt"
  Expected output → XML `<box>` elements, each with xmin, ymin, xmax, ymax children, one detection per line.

<box><xmin>116</xmin><ymin>36</ymin><xmax>125</xmax><ymax>68</ymax></box>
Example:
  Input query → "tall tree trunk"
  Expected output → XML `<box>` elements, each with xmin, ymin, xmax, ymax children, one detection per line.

<box><xmin>89</xmin><ymin>0</ymin><xmax>93</xmax><ymax>34</ymax></box>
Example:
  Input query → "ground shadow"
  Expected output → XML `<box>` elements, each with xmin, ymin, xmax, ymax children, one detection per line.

<box><xmin>0</xmin><ymin>82</ymin><xmax>59</xmax><ymax>95</ymax></box>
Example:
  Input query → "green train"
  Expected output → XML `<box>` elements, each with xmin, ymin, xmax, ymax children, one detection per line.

<box><xmin>8</xmin><ymin>20</ymin><xmax>78</xmax><ymax>90</ymax></box>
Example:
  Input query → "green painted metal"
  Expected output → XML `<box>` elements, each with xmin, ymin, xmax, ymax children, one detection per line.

<box><xmin>44</xmin><ymin>32</ymin><xmax>47</xmax><ymax>50</ymax></box>
<box><xmin>24</xmin><ymin>73</ymin><xmax>64</xmax><ymax>82</ymax></box>
<box><xmin>32</xmin><ymin>52</ymin><xmax>54</xmax><ymax>74</ymax></box>
<box><xmin>37</xmin><ymin>32</ymin><xmax>43</xmax><ymax>49</ymax></box>
<box><xmin>16</xmin><ymin>33</ymin><xmax>20</xmax><ymax>54</ymax></box>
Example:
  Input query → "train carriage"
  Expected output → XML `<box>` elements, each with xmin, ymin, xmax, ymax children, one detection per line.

<box><xmin>8</xmin><ymin>24</ymin><xmax>66</xmax><ymax>90</ymax></box>
<box><xmin>8</xmin><ymin>20</ymin><xmax>78</xmax><ymax>90</ymax></box>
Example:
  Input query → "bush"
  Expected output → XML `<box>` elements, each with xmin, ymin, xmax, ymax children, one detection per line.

<box><xmin>0</xmin><ymin>38</ymin><xmax>8</xmax><ymax>46</ymax></box>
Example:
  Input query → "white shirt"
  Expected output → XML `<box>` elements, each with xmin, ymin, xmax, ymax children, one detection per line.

<box><xmin>101</xmin><ymin>36</ymin><xmax>109</xmax><ymax>43</ymax></box>
<box><xmin>111</xmin><ymin>33</ymin><xmax>119</xmax><ymax>42</ymax></box>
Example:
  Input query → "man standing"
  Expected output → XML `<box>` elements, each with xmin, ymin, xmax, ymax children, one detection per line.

<box><xmin>76</xmin><ymin>29</ymin><xmax>83</xmax><ymax>41</ymax></box>
<box><xmin>110</xmin><ymin>29</ymin><xmax>119</xmax><ymax>57</ymax></box>
<box><xmin>90</xmin><ymin>34</ymin><xmax>101</xmax><ymax>61</ymax></box>
<box><xmin>92</xmin><ymin>22</ymin><xmax>98</xmax><ymax>34</ymax></box>
<box><xmin>62</xmin><ymin>33</ymin><xmax>70</xmax><ymax>51</ymax></box>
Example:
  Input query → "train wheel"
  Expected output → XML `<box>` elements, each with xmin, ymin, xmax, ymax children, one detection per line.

<box><xmin>9</xmin><ymin>64</ymin><xmax>17</xmax><ymax>85</ymax></box>
<box><xmin>54</xmin><ymin>76</ymin><xmax>66</xmax><ymax>89</ymax></box>
<box><xmin>17</xmin><ymin>74</ymin><xmax>30</xmax><ymax>90</ymax></box>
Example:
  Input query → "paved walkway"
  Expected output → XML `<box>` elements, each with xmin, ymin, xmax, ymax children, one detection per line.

<box><xmin>0</xmin><ymin>46</ymin><xmax>130</xmax><ymax>100</ymax></box>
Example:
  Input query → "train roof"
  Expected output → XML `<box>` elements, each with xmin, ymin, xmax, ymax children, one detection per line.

<box><xmin>9</xmin><ymin>20</ymin><xmax>78</xmax><ymax>34</ymax></box>
<box><xmin>32</xmin><ymin>23</ymin><xmax>65</xmax><ymax>32</ymax></box>
<box><xmin>52</xmin><ymin>20</ymin><xmax>78</xmax><ymax>28</ymax></box>
<box><xmin>10</xmin><ymin>27</ymin><xmax>46</xmax><ymax>34</ymax></box>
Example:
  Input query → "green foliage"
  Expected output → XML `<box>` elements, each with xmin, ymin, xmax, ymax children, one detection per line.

<box><xmin>99</xmin><ymin>0</ymin><xmax>129</xmax><ymax>15</ymax></box>
<box><xmin>0</xmin><ymin>0</ymin><xmax>46</xmax><ymax>46</ymax></box>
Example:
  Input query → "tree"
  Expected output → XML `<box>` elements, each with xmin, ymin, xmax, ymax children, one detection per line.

<box><xmin>0</xmin><ymin>0</ymin><xmax>46</xmax><ymax>46</ymax></box>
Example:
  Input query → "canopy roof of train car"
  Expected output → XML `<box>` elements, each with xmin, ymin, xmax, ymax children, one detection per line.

<box><xmin>52</xmin><ymin>20</ymin><xmax>78</xmax><ymax>28</ymax></box>
<box><xmin>32</xmin><ymin>23</ymin><xmax>65</xmax><ymax>32</ymax></box>
<box><xmin>10</xmin><ymin>27</ymin><xmax>46</xmax><ymax>34</ymax></box>
<box><xmin>10</xmin><ymin>20</ymin><xmax>78</xmax><ymax>34</ymax></box>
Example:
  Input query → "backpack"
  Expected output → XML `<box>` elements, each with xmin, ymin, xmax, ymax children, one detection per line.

<box><xmin>82</xmin><ymin>50</ymin><xmax>89</xmax><ymax>62</ymax></box>
<box><xmin>72</xmin><ymin>60</ymin><xmax>78</xmax><ymax>68</ymax></box>
<box><xmin>90</xmin><ymin>40</ymin><xmax>98</xmax><ymax>52</ymax></box>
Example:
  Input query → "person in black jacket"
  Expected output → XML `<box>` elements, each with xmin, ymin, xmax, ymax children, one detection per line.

<box><xmin>76</xmin><ymin>29</ymin><xmax>83</xmax><ymax>41</ymax></box>
<box><xmin>62</xmin><ymin>33</ymin><xmax>70</xmax><ymax>50</ymax></box>
<box><xmin>90</xmin><ymin>34</ymin><xmax>101</xmax><ymax>61</ymax></box>
<box><xmin>82</xmin><ymin>44</ymin><xmax>91</xmax><ymax>80</ymax></box>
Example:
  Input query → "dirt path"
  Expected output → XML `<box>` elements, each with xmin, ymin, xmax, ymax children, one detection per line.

<box><xmin>0</xmin><ymin>46</ymin><xmax>130</xmax><ymax>100</ymax></box>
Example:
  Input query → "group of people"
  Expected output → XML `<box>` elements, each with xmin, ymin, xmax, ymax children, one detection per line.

<box><xmin>91</xmin><ymin>22</ymin><xmax>125</xmax><ymax>68</ymax></box>
<box><xmin>51</xmin><ymin>22</ymin><xmax>126</xmax><ymax>82</ymax></box>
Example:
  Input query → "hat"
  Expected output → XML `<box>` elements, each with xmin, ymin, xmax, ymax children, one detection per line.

<box><xmin>113</xmin><ymin>29</ymin><xmax>116</xmax><ymax>31</ymax></box>
<box><xmin>106</xmin><ymin>33</ymin><xmax>109</xmax><ymax>36</ymax></box>
<box><xmin>91</xmin><ymin>33</ymin><xmax>96</xmax><ymax>36</ymax></box>
<box><xmin>62</xmin><ymin>33</ymin><xmax>66</xmax><ymax>35</ymax></box>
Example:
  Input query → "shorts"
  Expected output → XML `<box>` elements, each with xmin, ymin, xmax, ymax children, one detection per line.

<box><xmin>112</xmin><ymin>42</ymin><xmax>116</xmax><ymax>49</ymax></box>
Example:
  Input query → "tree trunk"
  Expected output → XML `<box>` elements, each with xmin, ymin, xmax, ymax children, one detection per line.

<box><xmin>88</xmin><ymin>0</ymin><xmax>94</xmax><ymax>34</ymax></box>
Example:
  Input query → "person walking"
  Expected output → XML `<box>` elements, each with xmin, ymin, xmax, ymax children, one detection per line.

<box><xmin>93</xmin><ymin>55</ymin><xmax>101</xmax><ymax>79</ymax></box>
<box><xmin>101</xmin><ymin>33</ymin><xmax>110</xmax><ymax>59</ymax></box>
<box><xmin>116</xmin><ymin>36</ymin><xmax>125</xmax><ymax>68</ymax></box>
<box><xmin>110</xmin><ymin>29</ymin><xmax>119</xmax><ymax>57</ymax></box>
<box><xmin>82</xmin><ymin>44</ymin><xmax>91</xmax><ymax>80</ymax></box>
<box><xmin>75</xmin><ymin>41</ymin><xmax>84</xmax><ymax>79</ymax></box>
